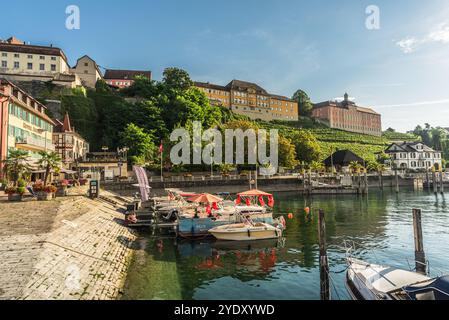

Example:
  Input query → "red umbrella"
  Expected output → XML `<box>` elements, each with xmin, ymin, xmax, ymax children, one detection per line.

<box><xmin>238</xmin><ymin>189</ymin><xmax>272</xmax><ymax>197</ymax></box>
<box><xmin>188</xmin><ymin>193</ymin><xmax>223</xmax><ymax>203</ymax></box>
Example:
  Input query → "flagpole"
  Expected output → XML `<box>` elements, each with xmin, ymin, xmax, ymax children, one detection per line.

<box><xmin>160</xmin><ymin>141</ymin><xmax>163</xmax><ymax>182</ymax></box>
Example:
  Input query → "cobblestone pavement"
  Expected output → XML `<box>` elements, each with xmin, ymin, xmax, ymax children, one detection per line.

<box><xmin>0</xmin><ymin>191</ymin><xmax>137</xmax><ymax>300</ymax></box>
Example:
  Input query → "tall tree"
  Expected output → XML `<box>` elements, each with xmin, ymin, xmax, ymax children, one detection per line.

<box><xmin>162</xmin><ymin>67</ymin><xmax>194</xmax><ymax>92</ymax></box>
<box><xmin>292</xmin><ymin>89</ymin><xmax>314</xmax><ymax>116</ymax></box>
<box><xmin>120</xmin><ymin>123</ymin><xmax>157</xmax><ymax>165</ymax></box>
<box><xmin>37</xmin><ymin>151</ymin><xmax>61</xmax><ymax>185</ymax></box>
<box><xmin>290</xmin><ymin>130</ymin><xmax>321</xmax><ymax>164</ymax></box>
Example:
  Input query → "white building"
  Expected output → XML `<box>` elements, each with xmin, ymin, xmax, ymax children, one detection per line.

<box><xmin>385</xmin><ymin>142</ymin><xmax>442</xmax><ymax>170</ymax></box>
<box><xmin>70</xmin><ymin>55</ymin><xmax>103</xmax><ymax>88</ymax></box>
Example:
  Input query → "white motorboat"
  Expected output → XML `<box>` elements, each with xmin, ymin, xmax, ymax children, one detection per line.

<box><xmin>209</xmin><ymin>222</ymin><xmax>283</xmax><ymax>241</ymax></box>
<box><xmin>346</xmin><ymin>258</ymin><xmax>449</xmax><ymax>300</ymax></box>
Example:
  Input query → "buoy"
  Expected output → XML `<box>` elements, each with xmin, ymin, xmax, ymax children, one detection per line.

<box><xmin>288</xmin><ymin>213</ymin><xmax>294</xmax><ymax>219</ymax></box>
<box><xmin>304</xmin><ymin>207</ymin><xmax>310</xmax><ymax>215</ymax></box>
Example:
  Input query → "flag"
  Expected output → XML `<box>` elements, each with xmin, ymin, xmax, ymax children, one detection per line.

<box><xmin>159</xmin><ymin>141</ymin><xmax>164</xmax><ymax>154</ymax></box>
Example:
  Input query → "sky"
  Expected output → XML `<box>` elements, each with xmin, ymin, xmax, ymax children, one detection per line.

<box><xmin>1</xmin><ymin>0</ymin><xmax>449</xmax><ymax>132</ymax></box>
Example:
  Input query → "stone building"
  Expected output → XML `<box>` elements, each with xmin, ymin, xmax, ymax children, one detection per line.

<box><xmin>195</xmin><ymin>80</ymin><xmax>298</xmax><ymax>121</ymax></box>
<box><xmin>70</xmin><ymin>55</ymin><xmax>103</xmax><ymax>88</ymax></box>
<box><xmin>104</xmin><ymin>69</ymin><xmax>152</xmax><ymax>88</ymax></box>
<box><xmin>312</xmin><ymin>93</ymin><xmax>382</xmax><ymax>136</ymax></box>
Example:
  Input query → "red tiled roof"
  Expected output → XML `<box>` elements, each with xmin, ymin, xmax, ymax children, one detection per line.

<box><xmin>104</xmin><ymin>69</ymin><xmax>152</xmax><ymax>80</ymax></box>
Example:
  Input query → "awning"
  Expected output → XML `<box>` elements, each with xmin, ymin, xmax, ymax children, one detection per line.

<box><xmin>238</xmin><ymin>189</ymin><xmax>272</xmax><ymax>197</ymax></box>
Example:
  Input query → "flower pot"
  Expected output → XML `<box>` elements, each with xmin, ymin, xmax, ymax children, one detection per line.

<box><xmin>37</xmin><ymin>192</ymin><xmax>53</xmax><ymax>201</ymax></box>
<box><xmin>8</xmin><ymin>194</ymin><xmax>23</xmax><ymax>201</ymax></box>
<box><xmin>56</xmin><ymin>186</ymin><xmax>68</xmax><ymax>197</ymax></box>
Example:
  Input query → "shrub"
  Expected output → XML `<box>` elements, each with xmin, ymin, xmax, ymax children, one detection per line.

<box><xmin>44</xmin><ymin>185</ymin><xmax>57</xmax><ymax>193</ymax></box>
<box><xmin>33</xmin><ymin>183</ymin><xmax>45</xmax><ymax>192</ymax></box>
<box><xmin>16</xmin><ymin>187</ymin><xmax>26</xmax><ymax>195</ymax></box>
<box><xmin>5</xmin><ymin>187</ymin><xmax>17</xmax><ymax>195</ymax></box>
<box><xmin>17</xmin><ymin>179</ymin><xmax>27</xmax><ymax>188</ymax></box>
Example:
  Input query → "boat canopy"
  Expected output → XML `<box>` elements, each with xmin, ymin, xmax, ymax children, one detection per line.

<box><xmin>403</xmin><ymin>276</ymin><xmax>449</xmax><ymax>300</ymax></box>
<box><xmin>238</xmin><ymin>189</ymin><xmax>272</xmax><ymax>197</ymax></box>
<box><xmin>188</xmin><ymin>193</ymin><xmax>223</xmax><ymax>203</ymax></box>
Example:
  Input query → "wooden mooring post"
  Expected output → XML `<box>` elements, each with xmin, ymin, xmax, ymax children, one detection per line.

<box><xmin>440</xmin><ymin>171</ymin><xmax>444</xmax><ymax>194</ymax></box>
<box><xmin>395</xmin><ymin>169</ymin><xmax>399</xmax><ymax>193</ymax></box>
<box><xmin>433</xmin><ymin>171</ymin><xmax>438</xmax><ymax>194</ymax></box>
<box><xmin>318</xmin><ymin>209</ymin><xmax>330</xmax><ymax>300</ymax></box>
<box><xmin>412</xmin><ymin>209</ymin><xmax>427</xmax><ymax>275</ymax></box>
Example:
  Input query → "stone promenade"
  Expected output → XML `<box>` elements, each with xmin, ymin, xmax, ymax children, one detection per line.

<box><xmin>0</xmin><ymin>189</ymin><xmax>137</xmax><ymax>300</ymax></box>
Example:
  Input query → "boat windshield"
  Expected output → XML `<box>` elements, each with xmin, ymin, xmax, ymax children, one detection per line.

<box><xmin>403</xmin><ymin>276</ymin><xmax>449</xmax><ymax>300</ymax></box>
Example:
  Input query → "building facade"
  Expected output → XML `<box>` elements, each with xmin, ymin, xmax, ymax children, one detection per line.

<box><xmin>0</xmin><ymin>37</ymin><xmax>80</xmax><ymax>87</ymax></box>
<box><xmin>385</xmin><ymin>142</ymin><xmax>442</xmax><ymax>170</ymax></box>
<box><xmin>0</xmin><ymin>79</ymin><xmax>55</xmax><ymax>177</ymax></box>
<box><xmin>195</xmin><ymin>80</ymin><xmax>299</xmax><ymax>122</ymax></box>
<box><xmin>70</xmin><ymin>55</ymin><xmax>103</xmax><ymax>88</ymax></box>
<box><xmin>104</xmin><ymin>69</ymin><xmax>152</xmax><ymax>88</ymax></box>
<box><xmin>312</xmin><ymin>93</ymin><xmax>382</xmax><ymax>136</ymax></box>
<box><xmin>53</xmin><ymin>113</ymin><xmax>89</xmax><ymax>168</ymax></box>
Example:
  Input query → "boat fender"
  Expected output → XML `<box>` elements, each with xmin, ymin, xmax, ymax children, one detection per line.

<box><xmin>275</xmin><ymin>229</ymin><xmax>278</xmax><ymax>237</ymax></box>
<box><xmin>247</xmin><ymin>229</ymin><xmax>251</xmax><ymax>238</ymax></box>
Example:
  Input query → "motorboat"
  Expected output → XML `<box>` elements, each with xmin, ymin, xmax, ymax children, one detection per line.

<box><xmin>209</xmin><ymin>222</ymin><xmax>283</xmax><ymax>241</ymax></box>
<box><xmin>346</xmin><ymin>258</ymin><xmax>449</xmax><ymax>300</ymax></box>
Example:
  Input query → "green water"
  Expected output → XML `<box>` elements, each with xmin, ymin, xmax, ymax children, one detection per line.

<box><xmin>122</xmin><ymin>190</ymin><xmax>449</xmax><ymax>300</ymax></box>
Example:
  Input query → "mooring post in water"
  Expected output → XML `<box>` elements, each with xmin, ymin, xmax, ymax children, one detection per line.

<box><xmin>364</xmin><ymin>172</ymin><xmax>369</xmax><ymax>195</ymax></box>
<box><xmin>395</xmin><ymin>169</ymin><xmax>399</xmax><ymax>193</ymax></box>
<box><xmin>440</xmin><ymin>171</ymin><xmax>444</xmax><ymax>194</ymax></box>
<box><xmin>318</xmin><ymin>209</ymin><xmax>330</xmax><ymax>300</ymax></box>
<box><xmin>426</xmin><ymin>170</ymin><xmax>430</xmax><ymax>191</ymax></box>
<box><xmin>433</xmin><ymin>171</ymin><xmax>438</xmax><ymax>194</ymax></box>
<box><xmin>308</xmin><ymin>170</ymin><xmax>312</xmax><ymax>195</ymax></box>
<box><xmin>412</xmin><ymin>208</ymin><xmax>427</xmax><ymax>275</ymax></box>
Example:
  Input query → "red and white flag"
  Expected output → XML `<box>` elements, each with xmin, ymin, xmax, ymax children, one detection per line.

<box><xmin>159</xmin><ymin>141</ymin><xmax>164</xmax><ymax>154</ymax></box>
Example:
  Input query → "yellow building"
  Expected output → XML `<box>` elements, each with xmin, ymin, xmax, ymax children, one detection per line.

<box><xmin>0</xmin><ymin>79</ymin><xmax>55</xmax><ymax>174</ymax></box>
<box><xmin>0</xmin><ymin>36</ymin><xmax>80</xmax><ymax>87</ymax></box>
<box><xmin>195</xmin><ymin>80</ymin><xmax>298</xmax><ymax>121</ymax></box>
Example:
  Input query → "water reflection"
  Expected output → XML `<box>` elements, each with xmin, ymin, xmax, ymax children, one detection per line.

<box><xmin>122</xmin><ymin>190</ymin><xmax>449</xmax><ymax>300</ymax></box>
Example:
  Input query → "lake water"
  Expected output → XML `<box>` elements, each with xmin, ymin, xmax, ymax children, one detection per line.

<box><xmin>122</xmin><ymin>189</ymin><xmax>449</xmax><ymax>300</ymax></box>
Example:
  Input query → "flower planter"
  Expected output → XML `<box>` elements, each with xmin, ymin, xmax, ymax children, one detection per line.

<box><xmin>8</xmin><ymin>194</ymin><xmax>23</xmax><ymax>202</ymax></box>
<box><xmin>37</xmin><ymin>192</ymin><xmax>53</xmax><ymax>201</ymax></box>
<box><xmin>56</xmin><ymin>186</ymin><xmax>68</xmax><ymax>197</ymax></box>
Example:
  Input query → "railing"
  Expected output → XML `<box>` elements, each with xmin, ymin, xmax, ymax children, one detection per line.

<box><xmin>15</xmin><ymin>136</ymin><xmax>55</xmax><ymax>151</ymax></box>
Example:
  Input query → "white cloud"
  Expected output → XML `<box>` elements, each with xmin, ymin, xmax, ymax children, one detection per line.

<box><xmin>396</xmin><ymin>23</ymin><xmax>449</xmax><ymax>53</ymax></box>
<box><xmin>396</xmin><ymin>37</ymin><xmax>420</xmax><ymax>53</ymax></box>
<box><xmin>375</xmin><ymin>98</ymin><xmax>449</xmax><ymax>109</ymax></box>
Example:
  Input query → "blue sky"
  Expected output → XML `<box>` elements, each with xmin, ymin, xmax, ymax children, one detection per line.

<box><xmin>2</xmin><ymin>0</ymin><xmax>449</xmax><ymax>132</ymax></box>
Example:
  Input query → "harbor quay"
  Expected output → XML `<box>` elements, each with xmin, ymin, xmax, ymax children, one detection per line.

<box><xmin>0</xmin><ymin>188</ymin><xmax>137</xmax><ymax>300</ymax></box>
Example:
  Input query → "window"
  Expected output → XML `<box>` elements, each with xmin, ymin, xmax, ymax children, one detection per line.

<box><xmin>27</xmin><ymin>55</ymin><xmax>33</xmax><ymax>59</ymax></box>
<box><xmin>27</xmin><ymin>63</ymin><xmax>33</xmax><ymax>70</ymax></box>
<box><xmin>51</xmin><ymin>64</ymin><xmax>56</xmax><ymax>71</ymax></box>
<box><xmin>51</xmin><ymin>57</ymin><xmax>56</xmax><ymax>61</ymax></box>
<box><xmin>84</xmin><ymin>62</ymin><xmax>88</xmax><ymax>67</ymax></box>
<box><xmin>14</xmin><ymin>62</ymin><xmax>19</xmax><ymax>69</ymax></box>
<box><xmin>1</xmin><ymin>61</ymin><xmax>6</xmax><ymax>68</ymax></box>
<box><xmin>14</xmin><ymin>53</ymin><xmax>19</xmax><ymax>58</ymax></box>
<box><xmin>1</xmin><ymin>52</ymin><xmax>7</xmax><ymax>57</ymax></box>
<box><xmin>40</xmin><ymin>64</ymin><xmax>45</xmax><ymax>71</ymax></box>
<box><xmin>40</xmin><ymin>56</ymin><xmax>45</xmax><ymax>60</ymax></box>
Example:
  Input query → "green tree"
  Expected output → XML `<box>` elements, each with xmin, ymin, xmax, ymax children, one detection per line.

<box><xmin>292</xmin><ymin>89</ymin><xmax>313</xmax><ymax>116</ymax></box>
<box><xmin>37</xmin><ymin>151</ymin><xmax>62</xmax><ymax>185</ymax></box>
<box><xmin>290</xmin><ymin>130</ymin><xmax>321</xmax><ymax>164</ymax></box>
<box><xmin>162</xmin><ymin>67</ymin><xmax>194</xmax><ymax>92</ymax></box>
<box><xmin>2</xmin><ymin>149</ymin><xmax>31</xmax><ymax>185</ymax></box>
<box><xmin>120</xmin><ymin>123</ymin><xmax>157</xmax><ymax>165</ymax></box>
<box><xmin>278</xmin><ymin>136</ymin><xmax>298</xmax><ymax>168</ymax></box>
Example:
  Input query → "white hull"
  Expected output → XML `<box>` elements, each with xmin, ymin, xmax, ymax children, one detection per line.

<box><xmin>209</xmin><ymin>223</ymin><xmax>282</xmax><ymax>241</ymax></box>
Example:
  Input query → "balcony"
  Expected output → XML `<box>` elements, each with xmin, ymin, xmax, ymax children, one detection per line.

<box><xmin>15</xmin><ymin>136</ymin><xmax>55</xmax><ymax>152</ymax></box>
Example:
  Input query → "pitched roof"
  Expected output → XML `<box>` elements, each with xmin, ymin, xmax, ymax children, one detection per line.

<box><xmin>194</xmin><ymin>81</ymin><xmax>228</xmax><ymax>91</ymax></box>
<box><xmin>323</xmin><ymin>150</ymin><xmax>365</xmax><ymax>167</ymax></box>
<box><xmin>104</xmin><ymin>69</ymin><xmax>151</xmax><ymax>81</ymax></box>
<box><xmin>73</xmin><ymin>55</ymin><xmax>103</xmax><ymax>76</ymax></box>
<box><xmin>0</xmin><ymin>41</ymin><xmax>68</xmax><ymax>63</ymax></box>
<box><xmin>313</xmin><ymin>99</ymin><xmax>380</xmax><ymax>115</ymax></box>
<box><xmin>385</xmin><ymin>142</ymin><xmax>437</xmax><ymax>153</ymax></box>
<box><xmin>0</xmin><ymin>78</ymin><xmax>54</xmax><ymax>125</ymax></box>
<box><xmin>225</xmin><ymin>79</ymin><xmax>268</xmax><ymax>95</ymax></box>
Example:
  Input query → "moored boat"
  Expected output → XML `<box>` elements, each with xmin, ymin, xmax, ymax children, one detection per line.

<box><xmin>209</xmin><ymin>222</ymin><xmax>283</xmax><ymax>241</ymax></box>
<box><xmin>346</xmin><ymin>257</ymin><xmax>449</xmax><ymax>300</ymax></box>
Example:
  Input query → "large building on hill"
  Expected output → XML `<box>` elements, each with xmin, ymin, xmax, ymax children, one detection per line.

<box><xmin>312</xmin><ymin>93</ymin><xmax>382</xmax><ymax>136</ymax></box>
<box><xmin>0</xmin><ymin>79</ymin><xmax>55</xmax><ymax>177</ymax></box>
<box><xmin>0</xmin><ymin>36</ymin><xmax>80</xmax><ymax>88</ymax></box>
<box><xmin>104</xmin><ymin>69</ymin><xmax>152</xmax><ymax>88</ymax></box>
<box><xmin>71</xmin><ymin>55</ymin><xmax>103</xmax><ymax>88</ymax></box>
<box><xmin>195</xmin><ymin>80</ymin><xmax>299</xmax><ymax>122</ymax></box>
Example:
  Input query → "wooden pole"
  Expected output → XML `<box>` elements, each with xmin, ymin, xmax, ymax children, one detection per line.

<box><xmin>440</xmin><ymin>171</ymin><xmax>444</xmax><ymax>194</ymax></box>
<box><xmin>433</xmin><ymin>171</ymin><xmax>438</xmax><ymax>194</ymax></box>
<box><xmin>308</xmin><ymin>170</ymin><xmax>312</xmax><ymax>195</ymax></box>
<box><xmin>364</xmin><ymin>172</ymin><xmax>369</xmax><ymax>195</ymax></box>
<box><xmin>318</xmin><ymin>210</ymin><xmax>330</xmax><ymax>300</ymax></box>
<box><xmin>426</xmin><ymin>171</ymin><xmax>430</xmax><ymax>192</ymax></box>
<box><xmin>395</xmin><ymin>169</ymin><xmax>399</xmax><ymax>193</ymax></box>
<box><xmin>379</xmin><ymin>171</ymin><xmax>383</xmax><ymax>191</ymax></box>
<box><xmin>412</xmin><ymin>209</ymin><xmax>427</xmax><ymax>275</ymax></box>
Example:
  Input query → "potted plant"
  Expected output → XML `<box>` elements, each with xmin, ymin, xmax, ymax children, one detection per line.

<box><xmin>5</xmin><ymin>186</ymin><xmax>24</xmax><ymax>201</ymax></box>
<box><xmin>56</xmin><ymin>179</ymin><xmax>69</xmax><ymax>197</ymax></box>
<box><xmin>34</xmin><ymin>183</ymin><xmax>56</xmax><ymax>201</ymax></box>
<box><xmin>0</xmin><ymin>178</ymin><xmax>8</xmax><ymax>191</ymax></box>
